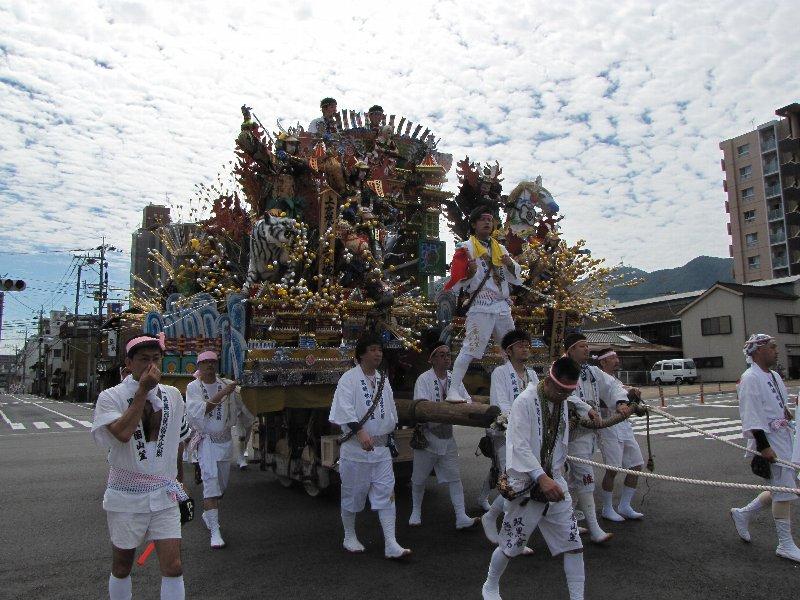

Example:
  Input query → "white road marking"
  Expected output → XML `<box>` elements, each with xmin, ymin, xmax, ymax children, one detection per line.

<box><xmin>33</xmin><ymin>422</ymin><xmax>50</xmax><ymax>429</ymax></box>
<box><xmin>0</xmin><ymin>409</ymin><xmax>25</xmax><ymax>430</ymax></box>
<box><xmin>55</xmin><ymin>421</ymin><xmax>74</xmax><ymax>429</ymax></box>
<box><xmin>9</xmin><ymin>394</ymin><xmax>92</xmax><ymax>427</ymax></box>
<box><xmin>668</xmin><ymin>424</ymin><xmax>743</xmax><ymax>438</ymax></box>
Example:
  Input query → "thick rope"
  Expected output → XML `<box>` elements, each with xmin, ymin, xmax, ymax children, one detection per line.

<box><xmin>645</xmin><ymin>404</ymin><xmax>800</xmax><ymax>471</ymax></box>
<box><xmin>566</xmin><ymin>455</ymin><xmax>800</xmax><ymax>495</ymax></box>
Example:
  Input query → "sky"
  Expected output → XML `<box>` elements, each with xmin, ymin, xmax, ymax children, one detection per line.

<box><xmin>1</xmin><ymin>0</ymin><xmax>799</xmax><ymax>352</ymax></box>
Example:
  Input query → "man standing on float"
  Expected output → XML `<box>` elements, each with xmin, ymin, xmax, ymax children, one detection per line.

<box><xmin>444</xmin><ymin>205</ymin><xmax>523</xmax><ymax>403</ymax></box>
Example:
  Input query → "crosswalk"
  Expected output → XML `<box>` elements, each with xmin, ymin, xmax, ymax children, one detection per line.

<box><xmin>0</xmin><ymin>395</ymin><xmax>93</xmax><ymax>434</ymax></box>
<box><xmin>631</xmin><ymin>414</ymin><xmax>743</xmax><ymax>442</ymax></box>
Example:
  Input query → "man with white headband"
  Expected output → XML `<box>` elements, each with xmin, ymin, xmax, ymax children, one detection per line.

<box><xmin>186</xmin><ymin>350</ymin><xmax>247</xmax><ymax>549</ymax></box>
<box><xmin>443</xmin><ymin>204</ymin><xmax>523</xmax><ymax>403</ymax></box>
<box><xmin>408</xmin><ymin>333</ymin><xmax>479</xmax><ymax>530</ymax></box>
<box><xmin>480</xmin><ymin>328</ymin><xmax>539</xmax><ymax>552</ymax></box>
<box><xmin>730</xmin><ymin>333</ymin><xmax>800</xmax><ymax>562</ymax></box>
<box><xmin>91</xmin><ymin>333</ymin><xmax>191</xmax><ymax>600</ymax></box>
<box><xmin>593</xmin><ymin>347</ymin><xmax>646</xmax><ymax>521</ymax></box>
<box><xmin>481</xmin><ymin>356</ymin><xmax>586</xmax><ymax>600</ymax></box>
<box><xmin>563</xmin><ymin>332</ymin><xmax>612</xmax><ymax>544</ymax></box>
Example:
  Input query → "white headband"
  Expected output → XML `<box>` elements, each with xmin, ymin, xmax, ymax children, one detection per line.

<box><xmin>743</xmin><ymin>333</ymin><xmax>773</xmax><ymax>364</ymax></box>
<box><xmin>593</xmin><ymin>351</ymin><xmax>617</xmax><ymax>361</ymax></box>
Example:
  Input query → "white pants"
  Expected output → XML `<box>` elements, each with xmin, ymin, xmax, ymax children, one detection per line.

<box><xmin>411</xmin><ymin>448</ymin><xmax>461</xmax><ymax>485</ymax></box>
<box><xmin>461</xmin><ymin>311</ymin><xmax>515</xmax><ymax>359</ymax></box>
<box><xmin>106</xmin><ymin>506</ymin><xmax>181</xmax><ymax>550</ymax></box>
<box><xmin>500</xmin><ymin>478</ymin><xmax>581</xmax><ymax>557</ymax></box>
<box><xmin>598</xmin><ymin>435</ymin><xmax>644</xmax><ymax>469</ymax></box>
<box><xmin>339</xmin><ymin>458</ymin><xmax>395</xmax><ymax>512</ymax></box>
<box><xmin>203</xmin><ymin>460</ymin><xmax>231</xmax><ymax>499</ymax></box>
<box><xmin>567</xmin><ymin>433</ymin><xmax>596</xmax><ymax>494</ymax></box>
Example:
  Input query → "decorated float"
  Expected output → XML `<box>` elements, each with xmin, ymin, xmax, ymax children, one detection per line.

<box><xmin>127</xmin><ymin>100</ymin><xmax>622</xmax><ymax>496</ymax></box>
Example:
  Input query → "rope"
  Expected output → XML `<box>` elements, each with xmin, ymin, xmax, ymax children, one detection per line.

<box><xmin>566</xmin><ymin>456</ymin><xmax>800</xmax><ymax>495</ymax></box>
<box><xmin>645</xmin><ymin>404</ymin><xmax>800</xmax><ymax>471</ymax></box>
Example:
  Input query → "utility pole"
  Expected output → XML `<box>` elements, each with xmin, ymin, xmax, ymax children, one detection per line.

<box><xmin>37</xmin><ymin>306</ymin><xmax>43</xmax><ymax>396</ymax></box>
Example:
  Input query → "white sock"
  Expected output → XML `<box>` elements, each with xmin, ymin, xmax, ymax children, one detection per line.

<box><xmin>484</xmin><ymin>547</ymin><xmax>510</xmax><ymax>591</ymax></box>
<box><xmin>563</xmin><ymin>552</ymin><xmax>585</xmax><ymax>600</ymax></box>
<box><xmin>577</xmin><ymin>493</ymin><xmax>606</xmax><ymax>539</ymax></box>
<box><xmin>450</xmin><ymin>352</ymin><xmax>472</xmax><ymax>392</ymax></box>
<box><xmin>601</xmin><ymin>490</ymin><xmax>614</xmax><ymax>512</ymax></box>
<box><xmin>774</xmin><ymin>518</ymin><xmax>799</xmax><ymax>549</ymax></box>
<box><xmin>410</xmin><ymin>484</ymin><xmax>425</xmax><ymax>522</ymax></box>
<box><xmin>108</xmin><ymin>574</ymin><xmax>132</xmax><ymax>600</ymax></box>
<box><xmin>448</xmin><ymin>481</ymin><xmax>471</xmax><ymax>524</ymax></box>
<box><xmin>477</xmin><ymin>472</ymin><xmax>492</xmax><ymax>504</ymax></box>
<box><xmin>160</xmin><ymin>575</ymin><xmax>185</xmax><ymax>600</ymax></box>
<box><xmin>203</xmin><ymin>508</ymin><xmax>219</xmax><ymax>530</ymax></box>
<box><xmin>618</xmin><ymin>485</ymin><xmax>636</xmax><ymax>510</ymax></box>
<box><xmin>740</xmin><ymin>493</ymin><xmax>769</xmax><ymax>515</ymax></box>
<box><xmin>379</xmin><ymin>506</ymin><xmax>404</xmax><ymax>554</ymax></box>
<box><xmin>341</xmin><ymin>509</ymin><xmax>359</xmax><ymax>542</ymax></box>
<box><xmin>487</xmin><ymin>494</ymin><xmax>505</xmax><ymax>521</ymax></box>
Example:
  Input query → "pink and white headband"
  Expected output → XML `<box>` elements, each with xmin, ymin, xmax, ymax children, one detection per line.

<box><xmin>593</xmin><ymin>351</ymin><xmax>617</xmax><ymax>361</ymax></box>
<box><xmin>198</xmin><ymin>350</ymin><xmax>219</xmax><ymax>363</ymax></box>
<box><xmin>428</xmin><ymin>344</ymin><xmax>450</xmax><ymax>361</ymax></box>
<box><xmin>548</xmin><ymin>364</ymin><xmax>578</xmax><ymax>390</ymax></box>
<box><xmin>126</xmin><ymin>332</ymin><xmax>165</xmax><ymax>355</ymax></box>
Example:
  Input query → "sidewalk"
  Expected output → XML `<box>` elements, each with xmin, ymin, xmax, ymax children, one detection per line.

<box><xmin>637</xmin><ymin>379</ymin><xmax>800</xmax><ymax>401</ymax></box>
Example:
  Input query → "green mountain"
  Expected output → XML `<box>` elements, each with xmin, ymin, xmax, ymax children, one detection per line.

<box><xmin>607</xmin><ymin>256</ymin><xmax>734</xmax><ymax>302</ymax></box>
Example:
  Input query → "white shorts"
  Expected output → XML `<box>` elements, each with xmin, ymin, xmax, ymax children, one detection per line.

<box><xmin>339</xmin><ymin>458</ymin><xmax>395</xmax><ymax>512</ymax></box>
<box><xmin>460</xmin><ymin>312</ymin><xmax>515</xmax><ymax>359</ymax></box>
<box><xmin>770</xmin><ymin>464</ymin><xmax>800</xmax><ymax>503</ymax></box>
<box><xmin>499</xmin><ymin>479</ymin><xmax>581</xmax><ymax>557</ymax></box>
<box><xmin>106</xmin><ymin>506</ymin><xmax>181</xmax><ymax>550</ymax></box>
<box><xmin>567</xmin><ymin>434</ymin><xmax>596</xmax><ymax>494</ymax></box>
<box><xmin>411</xmin><ymin>449</ymin><xmax>461</xmax><ymax>485</ymax></box>
<box><xmin>203</xmin><ymin>460</ymin><xmax>232</xmax><ymax>499</ymax></box>
<box><xmin>599</xmin><ymin>436</ymin><xmax>644</xmax><ymax>469</ymax></box>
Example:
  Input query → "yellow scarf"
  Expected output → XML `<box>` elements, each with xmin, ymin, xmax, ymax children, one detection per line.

<box><xmin>470</xmin><ymin>235</ymin><xmax>505</xmax><ymax>267</ymax></box>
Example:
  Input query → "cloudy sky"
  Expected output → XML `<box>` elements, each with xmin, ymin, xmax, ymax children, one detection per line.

<box><xmin>1</xmin><ymin>0</ymin><xmax>799</xmax><ymax>351</ymax></box>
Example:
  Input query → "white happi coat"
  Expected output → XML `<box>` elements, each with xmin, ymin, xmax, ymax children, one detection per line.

<box><xmin>451</xmin><ymin>239</ymin><xmax>523</xmax><ymax>316</ymax></box>
<box><xmin>92</xmin><ymin>376</ymin><xmax>190</xmax><ymax>513</ymax></box>
<box><xmin>568</xmin><ymin>364</ymin><xmax>604</xmax><ymax>453</ymax></box>
<box><xmin>595</xmin><ymin>369</ymin><xmax>635</xmax><ymax>443</ymax></box>
<box><xmin>186</xmin><ymin>377</ymin><xmax>248</xmax><ymax>481</ymax></box>
<box><xmin>505</xmin><ymin>383</ymin><xmax>570</xmax><ymax>491</ymax></box>
<box><xmin>489</xmin><ymin>362</ymin><xmax>540</xmax><ymax>467</ymax></box>
<box><xmin>739</xmin><ymin>365</ymin><xmax>794</xmax><ymax>464</ymax></box>
<box><xmin>329</xmin><ymin>365</ymin><xmax>398</xmax><ymax>463</ymax></box>
<box><xmin>413</xmin><ymin>368</ymin><xmax>471</xmax><ymax>455</ymax></box>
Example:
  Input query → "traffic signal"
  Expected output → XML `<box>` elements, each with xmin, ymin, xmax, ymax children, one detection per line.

<box><xmin>2</xmin><ymin>279</ymin><xmax>26</xmax><ymax>291</ymax></box>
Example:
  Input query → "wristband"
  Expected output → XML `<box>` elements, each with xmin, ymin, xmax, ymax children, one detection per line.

<box><xmin>752</xmin><ymin>429</ymin><xmax>770</xmax><ymax>451</ymax></box>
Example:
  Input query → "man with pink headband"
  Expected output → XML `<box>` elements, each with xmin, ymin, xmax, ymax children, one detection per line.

<box><xmin>730</xmin><ymin>333</ymin><xmax>800</xmax><ymax>562</ymax></box>
<box><xmin>443</xmin><ymin>204</ymin><xmax>523</xmax><ymax>403</ymax></box>
<box><xmin>594</xmin><ymin>347</ymin><xmax>646</xmax><ymax>521</ymax></box>
<box><xmin>481</xmin><ymin>356</ymin><xmax>586</xmax><ymax>600</ymax></box>
<box><xmin>480</xmin><ymin>328</ymin><xmax>539</xmax><ymax>549</ymax></box>
<box><xmin>408</xmin><ymin>333</ymin><xmax>478</xmax><ymax>530</ymax></box>
<box><xmin>186</xmin><ymin>350</ymin><xmax>247</xmax><ymax>549</ymax></box>
<box><xmin>91</xmin><ymin>333</ymin><xmax>191</xmax><ymax>600</ymax></box>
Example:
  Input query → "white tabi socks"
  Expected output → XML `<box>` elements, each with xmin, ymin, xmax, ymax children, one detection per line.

<box><xmin>616</xmin><ymin>486</ymin><xmax>644</xmax><ymax>520</ymax></box>
<box><xmin>108</xmin><ymin>574</ymin><xmax>132</xmax><ymax>600</ymax></box>
<box><xmin>774</xmin><ymin>518</ymin><xmax>800</xmax><ymax>562</ymax></box>
<box><xmin>160</xmin><ymin>576</ymin><xmax>185</xmax><ymax>600</ymax></box>
<box><xmin>563</xmin><ymin>552</ymin><xmax>585</xmax><ymax>600</ymax></box>
<box><xmin>481</xmin><ymin>495</ymin><xmax>505</xmax><ymax>544</ymax></box>
<box><xmin>203</xmin><ymin>509</ymin><xmax>225</xmax><ymax>549</ymax></box>
<box><xmin>600</xmin><ymin>490</ymin><xmax>625</xmax><ymax>522</ymax></box>
<box><xmin>446</xmin><ymin>353</ymin><xmax>471</xmax><ymax>402</ymax></box>
<box><xmin>577</xmin><ymin>493</ymin><xmax>612</xmax><ymax>543</ymax></box>
<box><xmin>731</xmin><ymin>491</ymin><xmax>770</xmax><ymax>542</ymax></box>
<box><xmin>341</xmin><ymin>509</ymin><xmax>365</xmax><ymax>553</ymax></box>
<box><xmin>449</xmin><ymin>481</ymin><xmax>478</xmax><ymax>529</ymax></box>
<box><xmin>477</xmin><ymin>472</ymin><xmax>493</xmax><ymax>512</ymax></box>
<box><xmin>409</xmin><ymin>484</ymin><xmax>425</xmax><ymax>526</ymax></box>
<box><xmin>379</xmin><ymin>506</ymin><xmax>411</xmax><ymax>558</ymax></box>
<box><xmin>481</xmin><ymin>547</ymin><xmax>509</xmax><ymax>600</ymax></box>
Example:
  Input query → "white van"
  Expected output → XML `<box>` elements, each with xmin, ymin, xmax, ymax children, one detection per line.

<box><xmin>650</xmin><ymin>359</ymin><xmax>697</xmax><ymax>385</ymax></box>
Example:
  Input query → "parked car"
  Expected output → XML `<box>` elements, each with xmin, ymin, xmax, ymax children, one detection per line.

<box><xmin>650</xmin><ymin>359</ymin><xmax>697</xmax><ymax>385</ymax></box>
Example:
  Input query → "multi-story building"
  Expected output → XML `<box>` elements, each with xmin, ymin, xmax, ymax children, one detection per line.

<box><xmin>721</xmin><ymin>102</ymin><xmax>800</xmax><ymax>283</ymax></box>
<box><xmin>130</xmin><ymin>204</ymin><xmax>172</xmax><ymax>297</ymax></box>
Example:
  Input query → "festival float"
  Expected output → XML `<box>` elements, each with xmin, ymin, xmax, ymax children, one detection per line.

<box><xmin>127</xmin><ymin>100</ymin><xmax>621</xmax><ymax>496</ymax></box>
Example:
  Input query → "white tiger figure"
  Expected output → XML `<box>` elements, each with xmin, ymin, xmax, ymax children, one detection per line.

<box><xmin>243</xmin><ymin>214</ymin><xmax>298</xmax><ymax>293</ymax></box>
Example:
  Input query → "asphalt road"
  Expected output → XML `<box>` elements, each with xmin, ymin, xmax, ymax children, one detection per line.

<box><xmin>1</xmin><ymin>391</ymin><xmax>798</xmax><ymax>599</ymax></box>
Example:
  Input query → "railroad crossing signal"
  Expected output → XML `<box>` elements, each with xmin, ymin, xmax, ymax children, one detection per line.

<box><xmin>2</xmin><ymin>279</ymin><xmax>26</xmax><ymax>292</ymax></box>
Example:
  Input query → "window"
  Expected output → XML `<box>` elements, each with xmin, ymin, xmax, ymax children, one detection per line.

<box><xmin>739</xmin><ymin>165</ymin><xmax>752</xmax><ymax>180</ymax></box>
<box><xmin>701</xmin><ymin>315</ymin><xmax>732</xmax><ymax>336</ymax></box>
<box><xmin>663</xmin><ymin>363</ymin><xmax>673</xmax><ymax>370</ymax></box>
<box><xmin>741</xmin><ymin>187</ymin><xmax>754</xmax><ymax>201</ymax></box>
<box><xmin>747</xmin><ymin>255</ymin><xmax>760</xmax><ymax>269</ymax></box>
<box><xmin>777</xmin><ymin>314</ymin><xmax>800</xmax><ymax>334</ymax></box>
<box><xmin>52</xmin><ymin>349</ymin><xmax>61</xmax><ymax>358</ymax></box>
<box><xmin>683</xmin><ymin>360</ymin><xmax>696</xmax><ymax>369</ymax></box>
<box><xmin>669</xmin><ymin>323</ymin><xmax>681</xmax><ymax>337</ymax></box>
<box><xmin>743</xmin><ymin>210</ymin><xmax>756</xmax><ymax>222</ymax></box>
<box><xmin>745</xmin><ymin>233</ymin><xmax>758</xmax><ymax>247</ymax></box>
<box><xmin>737</xmin><ymin>144</ymin><xmax>750</xmax><ymax>156</ymax></box>
<box><xmin>694</xmin><ymin>356</ymin><xmax>724</xmax><ymax>368</ymax></box>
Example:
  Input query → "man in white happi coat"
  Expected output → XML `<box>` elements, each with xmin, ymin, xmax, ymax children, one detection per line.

<box><xmin>730</xmin><ymin>333</ymin><xmax>800</xmax><ymax>562</ymax></box>
<box><xmin>329</xmin><ymin>334</ymin><xmax>411</xmax><ymax>559</ymax></box>
<box><xmin>443</xmin><ymin>204</ymin><xmax>523</xmax><ymax>403</ymax></box>
<box><xmin>308</xmin><ymin>96</ymin><xmax>339</xmax><ymax>135</ymax></box>
<box><xmin>481</xmin><ymin>357</ymin><xmax>586</xmax><ymax>600</ymax></box>
<box><xmin>92</xmin><ymin>334</ymin><xmax>191</xmax><ymax>600</ymax></box>
<box><xmin>594</xmin><ymin>348</ymin><xmax>646</xmax><ymax>521</ymax></box>
<box><xmin>186</xmin><ymin>350</ymin><xmax>252</xmax><ymax>549</ymax></box>
<box><xmin>480</xmin><ymin>329</ymin><xmax>539</xmax><ymax>554</ymax></box>
<box><xmin>408</xmin><ymin>336</ymin><xmax>478</xmax><ymax>529</ymax></box>
<box><xmin>564</xmin><ymin>333</ymin><xmax>613</xmax><ymax>543</ymax></box>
